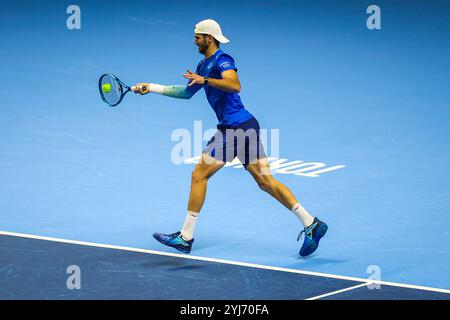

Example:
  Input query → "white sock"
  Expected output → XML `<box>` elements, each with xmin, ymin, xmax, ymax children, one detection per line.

<box><xmin>291</xmin><ymin>203</ymin><xmax>314</xmax><ymax>228</ymax></box>
<box><xmin>181</xmin><ymin>211</ymin><xmax>199</xmax><ymax>240</ymax></box>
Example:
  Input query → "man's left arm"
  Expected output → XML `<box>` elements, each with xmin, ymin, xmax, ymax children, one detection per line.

<box><xmin>183</xmin><ymin>69</ymin><xmax>241</xmax><ymax>93</ymax></box>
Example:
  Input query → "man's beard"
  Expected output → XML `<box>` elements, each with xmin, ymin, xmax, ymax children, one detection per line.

<box><xmin>198</xmin><ymin>43</ymin><xmax>208</xmax><ymax>54</ymax></box>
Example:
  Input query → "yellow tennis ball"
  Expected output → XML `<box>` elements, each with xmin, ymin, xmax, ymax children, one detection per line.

<box><xmin>102</xmin><ymin>83</ymin><xmax>111</xmax><ymax>93</ymax></box>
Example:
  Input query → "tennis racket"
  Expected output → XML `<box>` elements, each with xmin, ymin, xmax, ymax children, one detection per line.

<box><xmin>98</xmin><ymin>73</ymin><xmax>146</xmax><ymax>107</ymax></box>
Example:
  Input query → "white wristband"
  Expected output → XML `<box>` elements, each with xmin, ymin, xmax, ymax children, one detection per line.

<box><xmin>149</xmin><ymin>83</ymin><xmax>165</xmax><ymax>94</ymax></box>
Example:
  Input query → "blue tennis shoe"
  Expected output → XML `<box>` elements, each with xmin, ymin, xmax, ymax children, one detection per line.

<box><xmin>153</xmin><ymin>231</ymin><xmax>194</xmax><ymax>254</ymax></box>
<box><xmin>297</xmin><ymin>217</ymin><xmax>328</xmax><ymax>257</ymax></box>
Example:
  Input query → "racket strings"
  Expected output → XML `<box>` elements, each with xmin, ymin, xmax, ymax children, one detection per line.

<box><xmin>100</xmin><ymin>75</ymin><xmax>122</xmax><ymax>106</ymax></box>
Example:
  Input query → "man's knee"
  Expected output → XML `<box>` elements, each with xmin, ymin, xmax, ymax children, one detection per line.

<box><xmin>191</xmin><ymin>169</ymin><xmax>207</xmax><ymax>184</ymax></box>
<box><xmin>256</xmin><ymin>176</ymin><xmax>274</xmax><ymax>193</ymax></box>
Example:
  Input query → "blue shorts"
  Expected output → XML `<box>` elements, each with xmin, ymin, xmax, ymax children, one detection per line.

<box><xmin>203</xmin><ymin>117</ymin><xmax>266</xmax><ymax>169</ymax></box>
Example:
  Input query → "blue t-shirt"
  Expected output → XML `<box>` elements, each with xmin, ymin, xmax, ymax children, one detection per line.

<box><xmin>186</xmin><ymin>49</ymin><xmax>253</xmax><ymax>127</ymax></box>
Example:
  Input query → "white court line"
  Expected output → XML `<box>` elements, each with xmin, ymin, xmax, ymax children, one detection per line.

<box><xmin>1</xmin><ymin>230</ymin><xmax>450</xmax><ymax>295</ymax></box>
<box><xmin>306</xmin><ymin>283</ymin><xmax>370</xmax><ymax>300</ymax></box>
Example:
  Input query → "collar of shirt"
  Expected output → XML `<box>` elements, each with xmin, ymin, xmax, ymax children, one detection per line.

<box><xmin>204</xmin><ymin>49</ymin><xmax>222</xmax><ymax>62</ymax></box>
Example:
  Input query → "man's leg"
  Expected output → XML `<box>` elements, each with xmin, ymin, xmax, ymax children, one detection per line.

<box><xmin>246</xmin><ymin>157</ymin><xmax>328</xmax><ymax>257</ymax></box>
<box><xmin>153</xmin><ymin>153</ymin><xmax>224</xmax><ymax>253</ymax></box>
<box><xmin>246</xmin><ymin>158</ymin><xmax>308</xmax><ymax>216</ymax></box>
<box><xmin>188</xmin><ymin>153</ymin><xmax>226</xmax><ymax>213</ymax></box>
<box><xmin>181</xmin><ymin>153</ymin><xmax>225</xmax><ymax>240</ymax></box>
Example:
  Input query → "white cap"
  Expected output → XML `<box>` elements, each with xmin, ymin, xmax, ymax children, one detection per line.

<box><xmin>194</xmin><ymin>19</ymin><xmax>230</xmax><ymax>44</ymax></box>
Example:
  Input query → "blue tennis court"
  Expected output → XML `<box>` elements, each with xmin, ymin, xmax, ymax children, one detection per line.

<box><xmin>1</xmin><ymin>0</ymin><xmax>449</xmax><ymax>300</ymax></box>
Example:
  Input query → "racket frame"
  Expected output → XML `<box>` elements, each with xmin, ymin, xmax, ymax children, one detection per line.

<box><xmin>98</xmin><ymin>73</ymin><xmax>132</xmax><ymax>107</ymax></box>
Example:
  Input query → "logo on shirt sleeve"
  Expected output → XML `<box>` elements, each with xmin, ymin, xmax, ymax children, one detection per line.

<box><xmin>219</xmin><ymin>61</ymin><xmax>232</xmax><ymax>69</ymax></box>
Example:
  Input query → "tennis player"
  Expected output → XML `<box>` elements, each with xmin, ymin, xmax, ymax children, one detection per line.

<box><xmin>132</xmin><ymin>19</ymin><xmax>328</xmax><ymax>257</ymax></box>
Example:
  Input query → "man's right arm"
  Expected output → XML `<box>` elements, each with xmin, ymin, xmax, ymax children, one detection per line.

<box><xmin>133</xmin><ymin>83</ymin><xmax>202</xmax><ymax>99</ymax></box>
<box><xmin>134</xmin><ymin>63</ymin><xmax>203</xmax><ymax>99</ymax></box>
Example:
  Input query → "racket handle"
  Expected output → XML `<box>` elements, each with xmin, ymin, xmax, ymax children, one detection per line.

<box><xmin>131</xmin><ymin>85</ymin><xmax>147</xmax><ymax>92</ymax></box>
